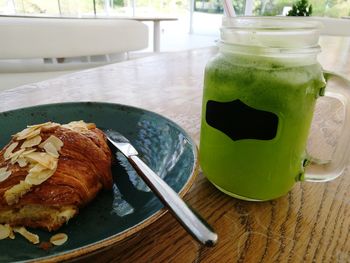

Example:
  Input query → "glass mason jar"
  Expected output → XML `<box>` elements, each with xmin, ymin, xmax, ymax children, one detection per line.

<box><xmin>199</xmin><ymin>17</ymin><xmax>350</xmax><ymax>201</ymax></box>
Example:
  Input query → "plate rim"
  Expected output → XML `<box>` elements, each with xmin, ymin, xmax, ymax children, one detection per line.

<box><xmin>0</xmin><ymin>101</ymin><xmax>199</xmax><ymax>263</ymax></box>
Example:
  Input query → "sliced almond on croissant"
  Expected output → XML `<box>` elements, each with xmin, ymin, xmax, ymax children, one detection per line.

<box><xmin>25</xmin><ymin>152</ymin><xmax>58</xmax><ymax>170</ymax></box>
<box><xmin>20</xmin><ymin>135</ymin><xmax>42</xmax><ymax>149</ymax></box>
<box><xmin>15</xmin><ymin>128</ymin><xmax>41</xmax><ymax>141</ymax></box>
<box><xmin>0</xmin><ymin>167</ymin><xmax>11</xmax><ymax>182</ymax></box>
<box><xmin>4</xmin><ymin>142</ymin><xmax>18</xmax><ymax>160</ymax></box>
<box><xmin>25</xmin><ymin>164</ymin><xmax>56</xmax><ymax>185</ymax></box>
<box><xmin>39</xmin><ymin>135</ymin><xmax>63</xmax><ymax>150</ymax></box>
<box><xmin>9</xmin><ymin>149</ymin><xmax>26</xmax><ymax>164</ymax></box>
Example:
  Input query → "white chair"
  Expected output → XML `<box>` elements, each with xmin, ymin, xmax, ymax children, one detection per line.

<box><xmin>0</xmin><ymin>16</ymin><xmax>149</xmax><ymax>91</ymax></box>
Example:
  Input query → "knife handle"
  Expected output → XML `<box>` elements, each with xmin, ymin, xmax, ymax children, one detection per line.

<box><xmin>129</xmin><ymin>155</ymin><xmax>218</xmax><ymax>246</ymax></box>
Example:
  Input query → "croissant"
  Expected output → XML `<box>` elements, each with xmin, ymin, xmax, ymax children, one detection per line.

<box><xmin>0</xmin><ymin>121</ymin><xmax>112</xmax><ymax>232</ymax></box>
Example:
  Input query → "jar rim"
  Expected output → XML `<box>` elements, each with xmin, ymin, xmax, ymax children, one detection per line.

<box><xmin>220</xmin><ymin>17</ymin><xmax>321</xmax><ymax>50</ymax></box>
<box><xmin>222</xmin><ymin>16</ymin><xmax>322</xmax><ymax>30</ymax></box>
<box><xmin>218</xmin><ymin>41</ymin><xmax>321</xmax><ymax>56</ymax></box>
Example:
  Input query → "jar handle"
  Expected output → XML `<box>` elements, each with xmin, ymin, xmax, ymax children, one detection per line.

<box><xmin>304</xmin><ymin>71</ymin><xmax>350</xmax><ymax>182</ymax></box>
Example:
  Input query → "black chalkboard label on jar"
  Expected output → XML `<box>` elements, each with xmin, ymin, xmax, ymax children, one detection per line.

<box><xmin>206</xmin><ymin>100</ymin><xmax>279</xmax><ymax>141</ymax></box>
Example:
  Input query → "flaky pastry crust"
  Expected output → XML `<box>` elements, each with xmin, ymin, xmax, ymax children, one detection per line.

<box><xmin>0</xmin><ymin>122</ymin><xmax>112</xmax><ymax>231</ymax></box>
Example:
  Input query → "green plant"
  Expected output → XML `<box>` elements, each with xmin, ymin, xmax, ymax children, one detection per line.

<box><xmin>287</xmin><ymin>0</ymin><xmax>313</xmax><ymax>16</ymax></box>
<box><xmin>113</xmin><ymin>0</ymin><xmax>125</xmax><ymax>6</ymax></box>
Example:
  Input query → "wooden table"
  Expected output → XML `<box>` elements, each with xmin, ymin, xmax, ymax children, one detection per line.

<box><xmin>0</xmin><ymin>36</ymin><xmax>349</xmax><ymax>262</ymax></box>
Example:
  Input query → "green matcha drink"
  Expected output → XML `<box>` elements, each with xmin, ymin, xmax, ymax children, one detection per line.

<box><xmin>200</xmin><ymin>53</ymin><xmax>325</xmax><ymax>201</ymax></box>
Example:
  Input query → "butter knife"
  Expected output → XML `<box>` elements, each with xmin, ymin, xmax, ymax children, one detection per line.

<box><xmin>105</xmin><ymin>129</ymin><xmax>218</xmax><ymax>246</ymax></box>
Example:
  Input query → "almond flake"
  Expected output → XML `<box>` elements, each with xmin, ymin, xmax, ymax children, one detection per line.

<box><xmin>10</xmin><ymin>149</ymin><xmax>26</xmax><ymax>164</ymax></box>
<box><xmin>0</xmin><ymin>224</ymin><xmax>11</xmax><ymax>240</ymax></box>
<box><xmin>13</xmin><ymin>227</ymin><xmax>39</xmax><ymax>244</ymax></box>
<box><xmin>43</xmin><ymin>142</ymin><xmax>59</xmax><ymax>158</ymax></box>
<box><xmin>16</xmin><ymin>158</ymin><xmax>28</xmax><ymax>168</ymax></box>
<box><xmin>25</xmin><ymin>168</ymin><xmax>55</xmax><ymax>185</ymax></box>
<box><xmin>27</xmin><ymin>122</ymin><xmax>54</xmax><ymax>129</ymax></box>
<box><xmin>39</xmin><ymin>135</ymin><xmax>63</xmax><ymax>151</ymax></box>
<box><xmin>25</xmin><ymin>152</ymin><xmax>58</xmax><ymax>170</ymax></box>
<box><xmin>0</xmin><ymin>167</ymin><xmax>11</xmax><ymax>182</ymax></box>
<box><xmin>23</xmin><ymin>128</ymin><xmax>41</xmax><ymax>140</ymax></box>
<box><xmin>28</xmin><ymin>163</ymin><xmax>47</xmax><ymax>173</ymax></box>
<box><xmin>20</xmin><ymin>149</ymin><xmax>36</xmax><ymax>156</ymax></box>
<box><xmin>50</xmin><ymin>233</ymin><xmax>68</xmax><ymax>246</ymax></box>
<box><xmin>40</xmin><ymin>122</ymin><xmax>60</xmax><ymax>130</ymax></box>
<box><xmin>20</xmin><ymin>135</ymin><xmax>42</xmax><ymax>149</ymax></box>
<box><xmin>4</xmin><ymin>142</ymin><xmax>18</xmax><ymax>160</ymax></box>
<box><xmin>4</xmin><ymin>180</ymin><xmax>33</xmax><ymax>205</ymax></box>
<box><xmin>62</xmin><ymin>120</ymin><xmax>89</xmax><ymax>132</ymax></box>
<box><xmin>14</xmin><ymin>127</ymin><xmax>41</xmax><ymax>141</ymax></box>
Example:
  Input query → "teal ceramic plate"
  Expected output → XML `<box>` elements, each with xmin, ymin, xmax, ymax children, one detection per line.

<box><xmin>0</xmin><ymin>102</ymin><xmax>198</xmax><ymax>263</ymax></box>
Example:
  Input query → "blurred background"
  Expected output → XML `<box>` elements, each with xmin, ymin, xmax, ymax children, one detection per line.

<box><xmin>1</xmin><ymin>0</ymin><xmax>349</xmax><ymax>52</ymax></box>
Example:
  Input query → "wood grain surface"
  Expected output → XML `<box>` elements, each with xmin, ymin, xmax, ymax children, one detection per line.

<box><xmin>0</xmin><ymin>36</ymin><xmax>349</xmax><ymax>263</ymax></box>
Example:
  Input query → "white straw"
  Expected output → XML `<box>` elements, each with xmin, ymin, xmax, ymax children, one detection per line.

<box><xmin>223</xmin><ymin>0</ymin><xmax>236</xmax><ymax>17</ymax></box>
